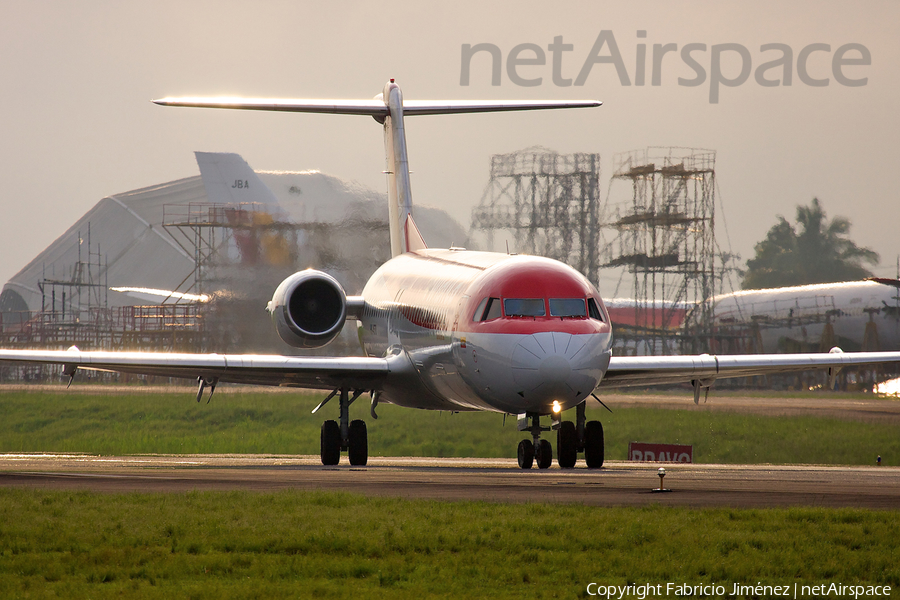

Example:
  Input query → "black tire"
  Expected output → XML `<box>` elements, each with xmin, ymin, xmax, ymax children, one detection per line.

<box><xmin>517</xmin><ymin>439</ymin><xmax>534</xmax><ymax>469</ymax></box>
<box><xmin>320</xmin><ymin>420</ymin><xmax>341</xmax><ymax>466</ymax></box>
<box><xmin>536</xmin><ymin>439</ymin><xmax>552</xmax><ymax>470</ymax></box>
<box><xmin>584</xmin><ymin>420</ymin><xmax>604</xmax><ymax>468</ymax></box>
<box><xmin>557</xmin><ymin>421</ymin><xmax>577</xmax><ymax>469</ymax></box>
<box><xmin>348</xmin><ymin>419</ymin><xmax>368</xmax><ymax>466</ymax></box>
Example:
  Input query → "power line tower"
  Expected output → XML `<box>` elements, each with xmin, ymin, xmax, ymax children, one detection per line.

<box><xmin>601</xmin><ymin>147</ymin><xmax>717</xmax><ymax>355</ymax></box>
<box><xmin>470</xmin><ymin>147</ymin><xmax>602</xmax><ymax>283</ymax></box>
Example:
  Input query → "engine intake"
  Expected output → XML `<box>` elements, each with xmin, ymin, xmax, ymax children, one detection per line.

<box><xmin>268</xmin><ymin>270</ymin><xmax>347</xmax><ymax>348</ymax></box>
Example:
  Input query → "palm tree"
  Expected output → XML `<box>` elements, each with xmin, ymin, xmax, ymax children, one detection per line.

<box><xmin>742</xmin><ymin>198</ymin><xmax>879</xmax><ymax>289</ymax></box>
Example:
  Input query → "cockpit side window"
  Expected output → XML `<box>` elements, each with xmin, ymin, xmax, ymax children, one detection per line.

<box><xmin>587</xmin><ymin>298</ymin><xmax>604</xmax><ymax>321</ymax></box>
<box><xmin>473</xmin><ymin>298</ymin><xmax>488</xmax><ymax>322</ymax></box>
<box><xmin>549</xmin><ymin>298</ymin><xmax>586</xmax><ymax>317</ymax></box>
<box><xmin>504</xmin><ymin>298</ymin><xmax>546</xmax><ymax>317</ymax></box>
<box><xmin>475</xmin><ymin>297</ymin><xmax>502</xmax><ymax>321</ymax></box>
<box><xmin>484</xmin><ymin>297</ymin><xmax>502</xmax><ymax>320</ymax></box>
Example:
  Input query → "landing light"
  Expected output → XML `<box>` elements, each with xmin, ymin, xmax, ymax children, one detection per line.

<box><xmin>552</xmin><ymin>400</ymin><xmax>561</xmax><ymax>414</ymax></box>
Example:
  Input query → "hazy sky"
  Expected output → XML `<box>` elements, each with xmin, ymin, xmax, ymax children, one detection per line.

<box><xmin>2</xmin><ymin>1</ymin><xmax>898</xmax><ymax>296</ymax></box>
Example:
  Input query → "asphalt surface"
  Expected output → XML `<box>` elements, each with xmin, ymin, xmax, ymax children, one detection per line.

<box><xmin>2</xmin><ymin>454</ymin><xmax>899</xmax><ymax>509</ymax></box>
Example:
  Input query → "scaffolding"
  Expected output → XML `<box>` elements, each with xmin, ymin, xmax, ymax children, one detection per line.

<box><xmin>470</xmin><ymin>148</ymin><xmax>602</xmax><ymax>283</ymax></box>
<box><xmin>161</xmin><ymin>202</ymin><xmax>294</xmax><ymax>297</ymax></box>
<box><xmin>0</xmin><ymin>218</ymin><xmax>207</xmax><ymax>382</ymax></box>
<box><xmin>37</xmin><ymin>224</ymin><xmax>110</xmax><ymax>335</ymax></box>
<box><xmin>601</xmin><ymin>147</ymin><xmax>718</xmax><ymax>355</ymax></box>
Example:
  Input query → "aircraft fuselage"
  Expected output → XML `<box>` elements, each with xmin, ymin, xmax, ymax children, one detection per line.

<box><xmin>357</xmin><ymin>248</ymin><xmax>613</xmax><ymax>415</ymax></box>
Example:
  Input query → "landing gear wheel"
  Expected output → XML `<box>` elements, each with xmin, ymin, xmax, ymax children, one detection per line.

<box><xmin>584</xmin><ymin>420</ymin><xmax>604</xmax><ymax>468</ymax></box>
<box><xmin>557</xmin><ymin>421</ymin><xmax>577</xmax><ymax>469</ymax></box>
<box><xmin>320</xmin><ymin>420</ymin><xmax>341</xmax><ymax>466</ymax></box>
<box><xmin>536</xmin><ymin>439</ymin><xmax>553</xmax><ymax>470</ymax></box>
<box><xmin>348</xmin><ymin>419</ymin><xmax>368</xmax><ymax>466</ymax></box>
<box><xmin>517</xmin><ymin>439</ymin><xmax>534</xmax><ymax>469</ymax></box>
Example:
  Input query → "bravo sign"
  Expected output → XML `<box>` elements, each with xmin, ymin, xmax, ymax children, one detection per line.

<box><xmin>629</xmin><ymin>442</ymin><xmax>693</xmax><ymax>463</ymax></box>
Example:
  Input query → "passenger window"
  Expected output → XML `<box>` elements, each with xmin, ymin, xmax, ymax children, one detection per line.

<box><xmin>504</xmin><ymin>298</ymin><xmax>546</xmax><ymax>317</ymax></box>
<box><xmin>587</xmin><ymin>298</ymin><xmax>604</xmax><ymax>321</ymax></box>
<box><xmin>549</xmin><ymin>298</ymin><xmax>586</xmax><ymax>317</ymax></box>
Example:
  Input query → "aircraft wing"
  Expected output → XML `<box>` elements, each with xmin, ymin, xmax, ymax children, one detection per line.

<box><xmin>0</xmin><ymin>349</ymin><xmax>392</xmax><ymax>391</ymax></box>
<box><xmin>600</xmin><ymin>351</ymin><xmax>900</xmax><ymax>388</ymax></box>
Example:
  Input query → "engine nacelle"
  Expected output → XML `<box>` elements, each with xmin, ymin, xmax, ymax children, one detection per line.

<box><xmin>267</xmin><ymin>270</ymin><xmax>347</xmax><ymax>349</ymax></box>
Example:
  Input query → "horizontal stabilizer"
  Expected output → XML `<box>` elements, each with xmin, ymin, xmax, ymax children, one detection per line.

<box><xmin>153</xmin><ymin>98</ymin><xmax>388</xmax><ymax>115</ymax></box>
<box><xmin>402</xmin><ymin>100</ymin><xmax>601</xmax><ymax>115</ymax></box>
<box><xmin>153</xmin><ymin>97</ymin><xmax>601</xmax><ymax>117</ymax></box>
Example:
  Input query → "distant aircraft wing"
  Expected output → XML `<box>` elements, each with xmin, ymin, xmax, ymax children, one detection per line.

<box><xmin>601</xmin><ymin>351</ymin><xmax>900</xmax><ymax>388</ymax></box>
<box><xmin>0</xmin><ymin>349</ymin><xmax>393</xmax><ymax>391</ymax></box>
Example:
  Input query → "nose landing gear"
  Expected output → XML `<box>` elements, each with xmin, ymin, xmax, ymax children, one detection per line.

<box><xmin>515</xmin><ymin>401</ymin><xmax>605</xmax><ymax>470</ymax></box>
<box><xmin>516</xmin><ymin>413</ymin><xmax>553</xmax><ymax>469</ymax></box>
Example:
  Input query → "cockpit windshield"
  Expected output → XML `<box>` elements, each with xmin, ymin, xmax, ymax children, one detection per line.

<box><xmin>549</xmin><ymin>298</ymin><xmax>586</xmax><ymax>317</ymax></box>
<box><xmin>474</xmin><ymin>296</ymin><xmax>604</xmax><ymax>322</ymax></box>
<box><xmin>504</xmin><ymin>298</ymin><xmax>546</xmax><ymax>317</ymax></box>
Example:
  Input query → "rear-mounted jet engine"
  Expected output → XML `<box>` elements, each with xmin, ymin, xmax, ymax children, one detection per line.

<box><xmin>268</xmin><ymin>270</ymin><xmax>348</xmax><ymax>348</ymax></box>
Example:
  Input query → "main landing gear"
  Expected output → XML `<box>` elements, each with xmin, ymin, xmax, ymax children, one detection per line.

<box><xmin>516</xmin><ymin>401</ymin><xmax>604</xmax><ymax>470</ymax></box>
<box><xmin>318</xmin><ymin>388</ymin><xmax>368</xmax><ymax>466</ymax></box>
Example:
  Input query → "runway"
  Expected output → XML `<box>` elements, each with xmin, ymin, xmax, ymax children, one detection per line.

<box><xmin>2</xmin><ymin>454</ymin><xmax>899</xmax><ymax>509</ymax></box>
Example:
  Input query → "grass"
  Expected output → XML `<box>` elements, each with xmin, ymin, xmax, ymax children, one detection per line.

<box><xmin>1</xmin><ymin>390</ymin><xmax>898</xmax><ymax>597</ymax></box>
<box><xmin>0</xmin><ymin>388</ymin><xmax>898</xmax><ymax>464</ymax></box>
<box><xmin>0</xmin><ymin>489</ymin><xmax>897</xmax><ymax>599</ymax></box>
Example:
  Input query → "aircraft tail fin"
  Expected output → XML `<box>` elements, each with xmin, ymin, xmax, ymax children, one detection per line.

<box><xmin>195</xmin><ymin>152</ymin><xmax>291</xmax><ymax>266</ymax></box>
<box><xmin>380</xmin><ymin>81</ymin><xmax>414</xmax><ymax>256</ymax></box>
<box><xmin>195</xmin><ymin>152</ymin><xmax>287</xmax><ymax>218</ymax></box>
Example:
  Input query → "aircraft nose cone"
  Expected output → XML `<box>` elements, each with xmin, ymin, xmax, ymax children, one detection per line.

<box><xmin>539</xmin><ymin>354</ymin><xmax>572</xmax><ymax>384</ymax></box>
<box><xmin>511</xmin><ymin>332</ymin><xmax>594</xmax><ymax>407</ymax></box>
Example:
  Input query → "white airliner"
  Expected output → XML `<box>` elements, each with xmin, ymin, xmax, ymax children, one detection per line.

<box><xmin>3</xmin><ymin>80</ymin><xmax>900</xmax><ymax>470</ymax></box>
<box><xmin>702</xmin><ymin>279</ymin><xmax>900</xmax><ymax>353</ymax></box>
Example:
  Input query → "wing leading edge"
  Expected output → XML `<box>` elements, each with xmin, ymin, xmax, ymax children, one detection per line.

<box><xmin>601</xmin><ymin>350</ymin><xmax>900</xmax><ymax>388</ymax></box>
<box><xmin>0</xmin><ymin>349</ymin><xmax>392</xmax><ymax>391</ymax></box>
